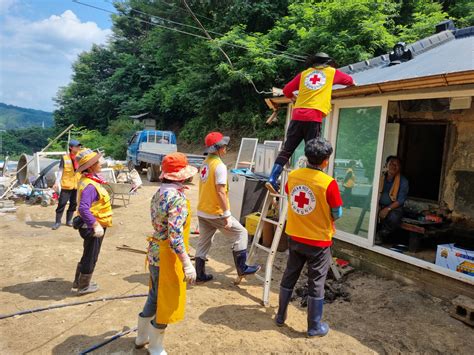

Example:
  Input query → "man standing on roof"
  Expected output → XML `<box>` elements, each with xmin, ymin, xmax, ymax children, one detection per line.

<box><xmin>52</xmin><ymin>140</ymin><xmax>82</xmax><ymax>230</ymax></box>
<box><xmin>194</xmin><ymin>132</ymin><xmax>261</xmax><ymax>283</ymax></box>
<box><xmin>266</xmin><ymin>53</ymin><xmax>355</xmax><ymax>193</ymax></box>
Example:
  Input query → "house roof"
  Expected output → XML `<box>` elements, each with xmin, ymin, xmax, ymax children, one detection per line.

<box><xmin>333</xmin><ymin>27</ymin><xmax>474</xmax><ymax>97</ymax></box>
<box><xmin>265</xmin><ymin>26</ymin><xmax>474</xmax><ymax>110</ymax></box>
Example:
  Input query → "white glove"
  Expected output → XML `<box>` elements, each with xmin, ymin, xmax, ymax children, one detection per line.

<box><xmin>93</xmin><ymin>223</ymin><xmax>105</xmax><ymax>237</ymax></box>
<box><xmin>181</xmin><ymin>255</ymin><xmax>196</xmax><ymax>284</ymax></box>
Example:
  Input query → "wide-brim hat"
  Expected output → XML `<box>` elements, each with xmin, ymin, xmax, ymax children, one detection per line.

<box><xmin>76</xmin><ymin>148</ymin><xmax>103</xmax><ymax>173</ymax></box>
<box><xmin>204</xmin><ymin>132</ymin><xmax>230</xmax><ymax>154</ymax></box>
<box><xmin>159</xmin><ymin>152</ymin><xmax>198</xmax><ymax>181</ymax></box>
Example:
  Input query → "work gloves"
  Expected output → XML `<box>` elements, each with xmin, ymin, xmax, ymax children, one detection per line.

<box><xmin>93</xmin><ymin>222</ymin><xmax>105</xmax><ymax>238</ymax></box>
<box><xmin>181</xmin><ymin>255</ymin><xmax>197</xmax><ymax>283</ymax></box>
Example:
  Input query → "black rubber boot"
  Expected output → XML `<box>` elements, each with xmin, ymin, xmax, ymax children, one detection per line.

<box><xmin>52</xmin><ymin>213</ymin><xmax>62</xmax><ymax>230</ymax></box>
<box><xmin>77</xmin><ymin>273</ymin><xmax>99</xmax><ymax>295</ymax></box>
<box><xmin>232</xmin><ymin>250</ymin><xmax>261</xmax><ymax>276</ymax></box>
<box><xmin>307</xmin><ymin>296</ymin><xmax>329</xmax><ymax>337</ymax></box>
<box><xmin>195</xmin><ymin>257</ymin><xmax>213</xmax><ymax>282</ymax></box>
<box><xmin>66</xmin><ymin>211</ymin><xmax>75</xmax><ymax>227</ymax></box>
<box><xmin>275</xmin><ymin>286</ymin><xmax>293</xmax><ymax>326</ymax></box>
<box><xmin>72</xmin><ymin>263</ymin><xmax>81</xmax><ymax>290</ymax></box>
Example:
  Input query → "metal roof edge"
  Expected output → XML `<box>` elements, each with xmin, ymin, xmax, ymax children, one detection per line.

<box><xmin>339</xmin><ymin>29</ymin><xmax>461</xmax><ymax>75</ymax></box>
<box><xmin>332</xmin><ymin>70</ymin><xmax>474</xmax><ymax>98</ymax></box>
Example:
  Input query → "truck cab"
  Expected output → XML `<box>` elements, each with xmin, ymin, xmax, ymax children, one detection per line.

<box><xmin>127</xmin><ymin>130</ymin><xmax>177</xmax><ymax>171</ymax></box>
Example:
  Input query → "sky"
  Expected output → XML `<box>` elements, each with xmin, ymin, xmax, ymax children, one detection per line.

<box><xmin>0</xmin><ymin>0</ymin><xmax>116</xmax><ymax>112</ymax></box>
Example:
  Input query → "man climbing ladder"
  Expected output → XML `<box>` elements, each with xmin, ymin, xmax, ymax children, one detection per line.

<box><xmin>266</xmin><ymin>52</ymin><xmax>355</xmax><ymax>193</ymax></box>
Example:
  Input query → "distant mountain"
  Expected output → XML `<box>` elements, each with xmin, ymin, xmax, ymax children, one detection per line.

<box><xmin>0</xmin><ymin>103</ymin><xmax>54</xmax><ymax>130</ymax></box>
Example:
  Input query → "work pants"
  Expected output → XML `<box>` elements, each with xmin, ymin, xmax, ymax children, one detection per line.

<box><xmin>342</xmin><ymin>187</ymin><xmax>353</xmax><ymax>208</ymax></box>
<box><xmin>78</xmin><ymin>227</ymin><xmax>105</xmax><ymax>274</ymax></box>
<box><xmin>275</xmin><ymin>120</ymin><xmax>322</xmax><ymax>166</ymax></box>
<box><xmin>55</xmin><ymin>189</ymin><xmax>77</xmax><ymax>215</ymax></box>
<box><xmin>195</xmin><ymin>216</ymin><xmax>248</xmax><ymax>259</ymax></box>
<box><xmin>378</xmin><ymin>208</ymin><xmax>403</xmax><ymax>239</ymax></box>
<box><xmin>280</xmin><ymin>239</ymin><xmax>331</xmax><ymax>299</ymax></box>
<box><xmin>140</xmin><ymin>265</ymin><xmax>167</xmax><ymax>329</ymax></box>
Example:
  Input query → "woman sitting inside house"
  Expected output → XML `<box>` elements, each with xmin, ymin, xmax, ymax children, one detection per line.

<box><xmin>376</xmin><ymin>156</ymin><xmax>409</xmax><ymax>245</ymax></box>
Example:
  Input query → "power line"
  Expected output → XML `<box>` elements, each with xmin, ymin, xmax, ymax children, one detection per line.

<box><xmin>73</xmin><ymin>0</ymin><xmax>305</xmax><ymax>95</ymax></box>
<box><xmin>182</xmin><ymin>0</ymin><xmax>272</xmax><ymax>95</ymax></box>
<box><xmin>101</xmin><ymin>0</ymin><xmax>306</xmax><ymax>61</ymax></box>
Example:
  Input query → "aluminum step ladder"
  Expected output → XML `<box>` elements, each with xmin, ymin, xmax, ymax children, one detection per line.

<box><xmin>245</xmin><ymin>169</ymin><xmax>341</xmax><ymax>307</ymax></box>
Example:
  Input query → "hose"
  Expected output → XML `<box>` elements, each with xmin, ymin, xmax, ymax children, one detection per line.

<box><xmin>79</xmin><ymin>326</ymin><xmax>138</xmax><ymax>354</ymax></box>
<box><xmin>0</xmin><ymin>294</ymin><xmax>147</xmax><ymax>320</ymax></box>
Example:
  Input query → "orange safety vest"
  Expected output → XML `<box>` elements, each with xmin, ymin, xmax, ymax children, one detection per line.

<box><xmin>61</xmin><ymin>155</ymin><xmax>80</xmax><ymax>190</ymax></box>
<box><xmin>286</xmin><ymin>168</ymin><xmax>335</xmax><ymax>242</ymax></box>
<box><xmin>197</xmin><ymin>155</ymin><xmax>229</xmax><ymax>216</ymax></box>
<box><xmin>77</xmin><ymin>177</ymin><xmax>113</xmax><ymax>227</ymax></box>
<box><xmin>293</xmin><ymin>66</ymin><xmax>336</xmax><ymax>115</ymax></box>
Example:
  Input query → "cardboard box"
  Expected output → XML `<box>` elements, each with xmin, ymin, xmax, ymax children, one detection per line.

<box><xmin>435</xmin><ymin>243</ymin><xmax>474</xmax><ymax>277</ymax></box>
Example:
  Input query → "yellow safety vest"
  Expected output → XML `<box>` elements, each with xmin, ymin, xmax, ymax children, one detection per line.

<box><xmin>286</xmin><ymin>168</ymin><xmax>335</xmax><ymax>242</ymax></box>
<box><xmin>77</xmin><ymin>177</ymin><xmax>113</xmax><ymax>227</ymax></box>
<box><xmin>197</xmin><ymin>155</ymin><xmax>229</xmax><ymax>216</ymax></box>
<box><xmin>293</xmin><ymin>66</ymin><xmax>336</xmax><ymax>115</ymax></box>
<box><xmin>61</xmin><ymin>155</ymin><xmax>80</xmax><ymax>190</ymax></box>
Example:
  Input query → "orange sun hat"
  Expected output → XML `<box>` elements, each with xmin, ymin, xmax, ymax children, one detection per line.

<box><xmin>160</xmin><ymin>152</ymin><xmax>198</xmax><ymax>181</ymax></box>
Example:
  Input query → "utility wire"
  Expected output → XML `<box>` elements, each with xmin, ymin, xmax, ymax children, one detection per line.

<box><xmin>74</xmin><ymin>0</ymin><xmax>304</xmax><ymax>63</ymax></box>
<box><xmin>182</xmin><ymin>0</ymin><xmax>272</xmax><ymax>95</ymax></box>
<box><xmin>102</xmin><ymin>0</ymin><xmax>306</xmax><ymax>60</ymax></box>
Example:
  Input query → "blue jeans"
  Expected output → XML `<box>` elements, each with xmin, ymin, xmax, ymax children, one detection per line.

<box><xmin>140</xmin><ymin>265</ymin><xmax>167</xmax><ymax>329</ymax></box>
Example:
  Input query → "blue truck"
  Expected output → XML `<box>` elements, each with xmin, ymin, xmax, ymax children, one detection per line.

<box><xmin>126</xmin><ymin>130</ymin><xmax>204</xmax><ymax>182</ymax></box>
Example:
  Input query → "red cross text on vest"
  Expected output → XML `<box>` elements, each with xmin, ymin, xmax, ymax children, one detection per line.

<box><xmin>294</xmin><ymin>191</ymin><xmax>310</xmax><ymax>209</ymax></box>
<box><xmin>201</xmin><ymin>167</ymin><xmax>207</xmax><ymax>178</ymax></box>
<box><xmin>309</xmin><ymin>74</ymin><xmax>321</xmax><ymax>85</ymax></box>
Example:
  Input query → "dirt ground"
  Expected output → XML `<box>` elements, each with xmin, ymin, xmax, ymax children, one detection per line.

<box><xmin>1</xmin><ymin>166</ymin><xmax>473</xmax><ymax>354</ymax></box>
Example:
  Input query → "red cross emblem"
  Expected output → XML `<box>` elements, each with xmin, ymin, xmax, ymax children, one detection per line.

<box><xmin>309</xmin><ymin>74</ymin><xmax>321</xmax><ymax>85</ymax></box>
<box><xmin>294</xmin><ymin>191</ymin><xmax>310</xmax><ymax>208</ymax></box>
<box><xmin>201</xmin><ymin>167</ymin><xmax>207</xmax><ymax>178</ymax></box>
<box><xmin>290</xmin><ymin>185</ymin><xmax>316</xmax><ymax>215</ymax></box>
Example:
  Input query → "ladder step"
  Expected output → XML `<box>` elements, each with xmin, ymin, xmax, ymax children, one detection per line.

<box><xmin>255</xmin><ymin>273</ymin><xmax>265</xmax><ymax>282</ymax></box>
<box><xmin>269</xmin><ymin>192</ymin><xmax>286</xmax><ymax>199</ymax></box>
<box><xmin>255</xmin><ymin>244</ymin><xmax>271</xmax><ymax>253</ymax></box>
<box><xmin>261</xmin><ymin>217</ymin><xmax>280</xmax><ymax>226</ymax></box>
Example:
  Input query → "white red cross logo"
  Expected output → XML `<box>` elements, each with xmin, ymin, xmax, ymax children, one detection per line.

<box><xmin>200</xmin><ymin>164</ymin><xmax>209</xmax><ymax>181</ymax></box>
<box><xmin>290</xmin><ymin>185</ymin><xmax>316</xmax><ymax>215</ymax></box>
<box><xmin>304</xmin><ymin>70</ymin><xmax>326</xmax><ymax>90</ymax></box>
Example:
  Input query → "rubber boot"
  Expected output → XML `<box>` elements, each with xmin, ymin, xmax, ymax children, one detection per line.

<box><xmin>135</xmin><ymin>313</ymin><xmax>153</xmax><ymax>349</ymax></box>
<box><xmin>275</xmin><ymin>286</ymin><xmax>293</xmax><ymax>327</ymax></box>
<box><xmin>52</xmin><ymin>212</ymin><xmax>62</xmax><ymax>230</ymax></box>
<box><xmin>65</xmin><ymin>211</ymin><xmax>75</xmax><ymax>227</ymax></box>
<box><xmin>148</xmin><ymin>326</ymin><xmax>167</xmax><ymax>355</ymax></box>
<box><xmin>307</xmin><ymin>296</ymin><xmax>329</xmax><ymax>337</ymax></box>
<box><xmin>71</xmin><ymin>263</ymin><xmax>81</xmax><ymax>290</ymax></box>
<box><xmin>195</xmin><ymin>257</ymin><xmax>213</xmax><ymax>282</ymax></box>
<box><xmin>232</xmin><ymin>250</ymin><xmax>261</xmax><ymax>277</ymax></box>
<box><xmin>265</xmin><ymin>164</ymin><xmax>283</xmax><ymax>194</ymax></box>
<box><xmin>77</xmin><ymin>273</ymin><xmax>99</xmax><ymax>295</ymax></box>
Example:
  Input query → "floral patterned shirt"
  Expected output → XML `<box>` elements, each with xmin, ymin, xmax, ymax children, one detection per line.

<box><xmin>147</xmin><ymin>183</ymin><xmax>188</xmax><ymax>266</ymax></box>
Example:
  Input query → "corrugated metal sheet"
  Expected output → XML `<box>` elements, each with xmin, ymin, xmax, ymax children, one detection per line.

<box><xmin>334</xmin><ymin>30</ymin><xmax>474</xmax><ymax>90</ymax></box>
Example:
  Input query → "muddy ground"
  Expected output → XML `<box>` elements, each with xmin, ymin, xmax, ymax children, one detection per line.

<box><xmin>1</xmin><ymin>162</ymin><xmax>473</xmax><ymax>354</ymax></box>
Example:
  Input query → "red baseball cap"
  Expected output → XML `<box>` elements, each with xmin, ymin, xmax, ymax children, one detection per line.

<box><xmin>160</xmin><ymin>153</ymin><xmax>197</xmax><ymax>181</ymax></box>
<box><xmin>204</xmin><ymin>132</ymin><xmax>230</xmax><ymax>154</ymax></box>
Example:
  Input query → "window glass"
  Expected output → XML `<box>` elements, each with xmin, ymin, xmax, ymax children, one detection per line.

<box><xmin>333</xmin><ymin>107</ymin><xmax>381</xmax><ymax>238</ymax></box>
